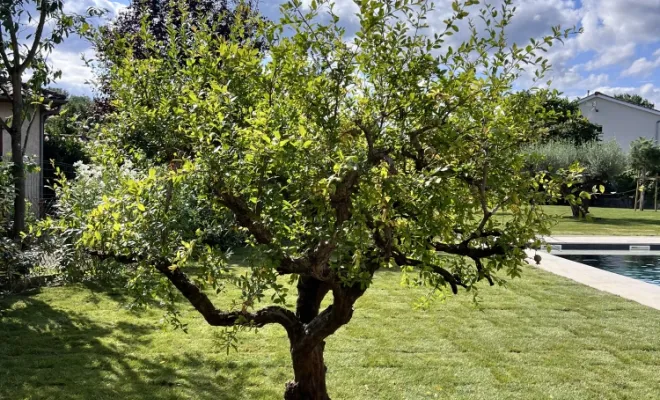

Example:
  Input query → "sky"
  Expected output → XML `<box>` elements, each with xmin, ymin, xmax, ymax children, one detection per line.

<box><xmin>54</xmin><ymin>0</ymin><xmax>660</xmax><ymax>107</ymax></box>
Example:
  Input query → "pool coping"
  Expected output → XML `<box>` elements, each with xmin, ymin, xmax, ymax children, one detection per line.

<box><xmin>527</xmin><ymin>250</ymin><xmax>660</xmax><ymax>311</ymax></box>
<box><xmin>544</xmin><ymin>235</ymin><xmax>660</xmax><ymax>252</ymax></box>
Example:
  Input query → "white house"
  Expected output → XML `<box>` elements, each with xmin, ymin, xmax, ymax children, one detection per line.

<box><xmin>0</xmin><ymin>88</ymin><xmax>67</xmax><ymax>216</ymax></box>
<box><xmin>578</xmin><ymin>92</ymin><xmax>660</xmax><ymax>151</ymax></box>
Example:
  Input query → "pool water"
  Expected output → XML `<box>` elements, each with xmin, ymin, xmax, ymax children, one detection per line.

<box><xmin>558</xmin><ymin>255</ymin><xmax>660</xmax><ymax>286</ymax></box>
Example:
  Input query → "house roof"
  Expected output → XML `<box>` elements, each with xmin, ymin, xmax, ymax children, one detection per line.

<box><xmin>577</xmin><ymin>91</ymin><xmax>660</xmax><ymax>117</ymax></box>
<box><xmin>0</xmin><ymin>84</ymin><xmax>68</xmax><ymax>107</ymax></box>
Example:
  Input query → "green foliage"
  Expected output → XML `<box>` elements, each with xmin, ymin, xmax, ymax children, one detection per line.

<box><xmin>53</xmin><ymin>0</ymin><xmax>579</xmax><ymax>316</ymax></box>
<box><xmin>43</xmin><ymin>94</ymin><xmax>93</xmax><ymax>208</ymax></box>
<box><xmin>614</xmin><ymin>93</ymin><xmax>655</xmax><ymax>110</ymax></box>
<box><xmin>523</xmin><ymin>140</ymin><xmax>627</xmax><ymax>217</ymax></box>
<box><xmin>93</xmin><ymin>0</ymin><xmax>265</xmax><ymax>116</ymax></box>
<box><xmin>47</xmin><ymin>1</ymin><xmax>581</xmax><ymax>393</ymax></box>
<box><xmin>630</xmin><ymin>137</ymin><xmax>660</xmax><ymax>175</ymax></box>
<box><xmin>540</xmin><ymin>96</ymin><xmax>602</xmax><ymax>144</ymax></box>
<box><xmin>515</xmin><ymin>91</ymin><xmax>601</xmax><ymax>145</ymax></box>
<box><xmin>0</xmin><ymin>161</ymin><xmax>39</xmax><ymax>287</ymax></box>
<box><xmin>45</xmin><ymin>94</ymin><xmax>94</xmax><ymax>138</ymax></box>
<box><xmin>525</xmin><ymin>140</ymin><xmax>627</xmax><ymax>182</ymax></box>
<box><xmin>46</xmin><ymin>160</ymin><xmax>243</xmax><ymax>285</ymax></box>
<box><xmin>0</xmin><ymin>0</ymin><xmax>103</xmax><ymax>238</ymax></box>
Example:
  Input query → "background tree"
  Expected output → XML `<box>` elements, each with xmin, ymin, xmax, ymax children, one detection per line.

<box><xmin>0</xmin><ymin>0</ymin><xmax>99</xmax><ymax>239</ymax></box>
<box><xmin>48</xmin><ymin>0</ymin><xmax>578</xmax><ymax>398</ymax></box>
<box><xmin>614</xmin><ymin>93</ymin><xmax>655</xmax><ymax>110</ymax></box>
<box><xmin>630</xmin><ymin>138</ymin><xmax>660</xmax><ymax>175</ymax></box>
<box><xmin>629</xmin><ymin>138</ymin><xmax>660</xmax><ymax>210</ymax></box>
<box><xmin>43</xmin><ymin>93</ymin><xmax>93</xmax><ymax>213</ymax></box>
<box><xmin>540</xmin><ymin>96</ymin><xmax>602</xmax><ymax>144</ymax></box>
<box><xmin>514</xmin><ymin>91</ymin><xmax>601</xmax><ymax>145</ymax></box>
<box><xmin>93</xmin><ymin>0</ymin><xmax>264</xmax><ymax>117</ymax></box>
<box><xmin>524</xmin><ymin>140</ymin><xmax>628</xmax><ymax>218</ymax></box>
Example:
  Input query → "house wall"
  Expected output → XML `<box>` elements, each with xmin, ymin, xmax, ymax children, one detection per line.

<box><xmin>579</xmin><ymin>98</ymin><xmax>660</xmax><ymax>151</ymax></box>
<box><xmin>0</xmin><ymin>102</ymin><xmax>42</xmax><ymax>216</ymax></box>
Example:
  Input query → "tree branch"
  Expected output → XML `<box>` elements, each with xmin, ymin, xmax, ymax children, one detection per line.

<box><xmin>21</xmin><ymin>107</ymin><xmax>38</xmax><ymax>157</ymax></box>
<box><xmin>299</xmin><ymin>265</ymin><xmax>376</xmax><ymax>352</ymax></box>
<box><xmin>214</xmin><ymin>187</ymin><xmax>311</xmax><ymax>275</ymax></box>
<box><xmin>391</xmin><ymin>251</ymin><xmax>465</xmax><ymax>294</ymax></box>
<box><xmin>19</xmin><ymin>0</ymin><xmax>48</xmax><ymax>73</ymax></box>
<box><xmin>6</xmin><ymin>12</ymin><xmax>20</xmax><ymax>67</ymax></box>
<box><xmin>87</xmin><ymin>250</ymin><xmax>304</xmax><ymax>336</ymax></box>
<box><xmin>0</xmin><ymin>25</ymin><xmax>14</xmax><ymax>72</ymax></box>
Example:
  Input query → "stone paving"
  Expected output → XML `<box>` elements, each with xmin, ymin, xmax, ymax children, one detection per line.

<box><xmin>528</xmin><ymin>244</ymin><xmax>660</xmax><ymax>310</ymax></box>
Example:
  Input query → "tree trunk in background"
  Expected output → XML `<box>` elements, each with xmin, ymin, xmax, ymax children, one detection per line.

<box><xmin>570</xmin><ymin>203</ymin><xmax>589</xmax><ymax>219</ymax></box>
<box><xmin>284</xmin><ymin>342</ymin><xmax>330</xmax><ymax>400</ymax></box>
<box><xmin>10</xmin><ymin>77</ymin><xmax>25</xmax><ymax>240</ymax></box>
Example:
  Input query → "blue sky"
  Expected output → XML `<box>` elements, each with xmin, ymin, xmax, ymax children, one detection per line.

<box><xmin>56</xmin><ymin>0</ymin><xmax>660</xmax><ymax>106</ymax></box>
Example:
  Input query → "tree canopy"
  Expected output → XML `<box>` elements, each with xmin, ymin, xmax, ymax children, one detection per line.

<box><xmin>515</xmin><ymin>91</ymin><xmax>601</xmax><ymax>145</ymax></box>
<box><xmin>614</xmin><ymin>93</ymin><xmax>655</xmax><ymax>110</ymax></box>
<box><xmin>47</xmin><ymin>0</ymin><xmax>579</xmax><ymax>398</ymax></box>
<box><xmin>93</xmin><ymin>0</ymin><xmax>264</xmax><ymax>116</ymax></box>
<box><xmin>630</xmin><ymin>138</ymin><xmax>660</xmax><ymax>176</ymax></box>
<box><xmin>540</xmin><ymin>96</ymin><xmax>602</xmax><ymax>144</ymax></box>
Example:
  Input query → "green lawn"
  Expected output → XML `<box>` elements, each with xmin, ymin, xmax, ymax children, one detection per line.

<box><xmin>2</xmin><ymin>265</ymin><xmax>660</xmax><ymax>399</ymax></box>
<box><xmin>542</xmin><ymin>205</ymin><xmax>660</xmax><ymax>236</ymax></box>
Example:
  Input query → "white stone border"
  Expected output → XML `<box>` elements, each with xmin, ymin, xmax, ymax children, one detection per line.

<box><xmin>528</xmin><ymin>250</ymin><xmax>660</xmax><ymax>310</ymax></box>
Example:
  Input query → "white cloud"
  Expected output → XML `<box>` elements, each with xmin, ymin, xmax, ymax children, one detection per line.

<box><xmin>621</xmin><ymin>55</ymin><xmax>660</xmax><ymax>77</ymax></box>
<box><xmin>47</xmin><ymin>49</ymin><xmax>97</xmax><ymax>95</ymax></box>
<box><xmin>42</xmin><ymin>0</ymin><xmax>126</xmax><ymax>96</ymax></box>
<box><xmin>584</xmin><ymin>43</ymin><xmax>636</xmax><ymax>71</ymax></box>
<box><xmin>554</xmin><ymin>68</ymin><xmax>610</xmax><ymax>89</ymax></box>
<box><xmin>574</xmin><ymin>0</ymin><xmax>660</xmax><ymax>72</ymax></box>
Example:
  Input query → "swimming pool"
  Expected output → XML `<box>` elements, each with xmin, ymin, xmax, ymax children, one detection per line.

<box><xmin>558</xmin><ymin>254</ymin><xmax>660</xmax><ymax>286</ymax></box>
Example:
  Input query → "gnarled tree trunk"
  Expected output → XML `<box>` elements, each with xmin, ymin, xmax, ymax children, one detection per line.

<box><xmin>284</xmin><ymin>342</ymin><xmax>330</xmax><ymax>400</ymax></box>
<box><xmin>284</xmin><ymin>276</ymin><xmax>332</xmax><ymax>399</ymax></box>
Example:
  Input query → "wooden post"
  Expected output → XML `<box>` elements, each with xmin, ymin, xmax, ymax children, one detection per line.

<box><xmin>634</xmin><ymin>177</ymin><xmax>640</xmax><ymax>211</ymax></box>
<box><xmin>655</xmin><ymin>176</ymin><xmax>658</xmax><ymax>212</ymax></box>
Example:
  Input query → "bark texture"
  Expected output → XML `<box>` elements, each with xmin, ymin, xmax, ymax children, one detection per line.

<box><xmin>284</xmin><ymin>343</ymin><xmax>330</xmax><ymax>400</ymax></box>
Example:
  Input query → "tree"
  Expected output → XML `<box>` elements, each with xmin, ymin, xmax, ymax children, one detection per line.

<box><xmin>630</xmin><ymin>138</ymin><xmax>660</xmax><ymax>175</ymax></box>
<box><xmin>614</xmin><ymin>93</ymin><xmax>655</xmax><ymax>110</ymax></box>
<box><xmin>524</xmin><ymin>140</ymin><xmax>628</xmax><ymax>218</ymax></box>
<box><xmin>514</xmin><ymin>91</ymin><xmax>601</xmax><ymax>144</ymax></box>
<box><xmin>0</xmin><ymin>0</ymin><xmax>99</xmax><ymax>239</ymax></box>
<box><xmin>43</xmin><ymin>94</ymin><xmax>93</xmax><ymax>213</ymax></box>
<box><xmin>93</xmin><ymin>0</ymin><xmax>264</xmax><ymax>117</ymax></box>
<box><xmin>540</xmin><ymin>96</ymin><xmax>602</xmax><ymax>144</ymax></box>
<box><xmin>49</xmin><ymin>0</ymin><xmax>579</xmax><ymax>398</ymax></box>
<box><xmin>629</xmin><ymin>138</ymin><xmax>660</xmax><ymax>210</ymax></box>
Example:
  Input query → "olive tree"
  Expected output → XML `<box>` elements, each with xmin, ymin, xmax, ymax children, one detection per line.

<box><xmin>525</xmin><ymin>140</ymin><xmax>627</xmax><ymax>217</ymax></box>
<box><xmin>48</xmin><ymin>0</ymin><xmax>578</xmax><ymax>398</ymax></box>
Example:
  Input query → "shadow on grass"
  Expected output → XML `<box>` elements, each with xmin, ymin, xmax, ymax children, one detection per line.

<box><xmin>558</xmin><ymin>215</ymin><xmax>660</xmax><ymax>226</ymax></box>
<box><xmin>0</xmin><ymin>292</ymin><xmax>280</xmax><ymax>400</ymax></box>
